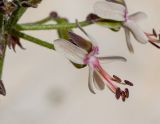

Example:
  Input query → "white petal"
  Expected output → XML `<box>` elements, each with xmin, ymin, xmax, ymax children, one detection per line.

<box><xmin>94</xmin><ymin>1</ymin><xmax>126</xmax><ymax>21</ymax></box>
<box><xmin>129</xmin><ymin>12</ymin><xmax>147</xmax><ymax>22</ymax></box>
<box><xmin>93</xmin><ymin>70</ymin><xmax>105</xmax><ymax>90</ymax></box>
<box><xmin>124</xmin><ymin>28</ymin><xmax>134</xmax><ymax>53</ymax></box>
<box><xmin>98</xmin><ymin>56</ymin><xmax>127</xmax><ymax>63</ymax></box>
<box><xmin>54</xmin><ymin>39</ymin><xmax>87</xmax><ymax>64</ymax></box>
<box><xmin>123</xmin><ymin>20</ymin><xmax>148</xmax><ymax>44</ymax></box>
<box><xmin>106</xmin><ymin>0</ymin><xmax>126</xmax><ymax>5</ymax></box>
<box><xmin>88</xmin><ymin>66</ymin><xmax>96</xmax><ymax>94</ymax></box>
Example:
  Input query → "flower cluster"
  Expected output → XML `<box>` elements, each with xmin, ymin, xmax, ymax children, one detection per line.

<box><xmin>53</xmin><ymin>0</ymin><xmax>159</xmax><ymax>101</ymax></box>
<box><xmin>0</xmin><ymin>0</ymin><xmax>158</xmax><ymax>102</ymax></box>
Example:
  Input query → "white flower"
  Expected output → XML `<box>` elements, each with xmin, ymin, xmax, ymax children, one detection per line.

<box><xmin>94</xmin><ymin>0</ymin><xmax>160</xmax><ymax>52</ymax></box>
<box><xmin>53</xmin><ymin>25</ymin><xmax>133</xmax><ymax>101</ymax></box>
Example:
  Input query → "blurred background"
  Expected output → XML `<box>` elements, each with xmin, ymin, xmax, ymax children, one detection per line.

<box><xmin>0</xmin><ymin>0</ymin><xmax>160</xmax><ymax>124</ymax></box>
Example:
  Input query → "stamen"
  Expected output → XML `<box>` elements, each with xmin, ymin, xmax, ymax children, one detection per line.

<box><xmin>115</xmin><ymin>87</ymin><xmax>121</xmax><ymax>99</ymax></box>
<box><xmin>115</xmin><ymin>87</ymin><xmax>130</xmax><ymax>101</ymax></box>
<box><xmin>124</xmin><ymin>80</ymin><xmax>133</xmax><ymax>86</ymax></box>
<box><xmin>125</xmin><ymin>88</ymin><xmax>129</xmax><ymax>98</ymax></box>
<box><xmin>112</xmin><ymin>75</ymin><xmax>122</xmax><ymax>83</ymax></box>
<box><xmin>121</xmin><ymin>91</ymin><xmax>126</xmax><ymax>102</ymax></box>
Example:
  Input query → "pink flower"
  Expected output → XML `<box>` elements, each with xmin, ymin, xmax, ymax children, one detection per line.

<box><xmin>54</xmin><ymin>26</ymin><xmax>133</xmax><ymax>101</ymax></box>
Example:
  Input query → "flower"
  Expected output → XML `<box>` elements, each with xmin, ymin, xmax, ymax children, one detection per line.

<box><xmin>93</xmin><ymin>0</ymin><xmax>160</xmax><ymax>53</ymax></box>
<box><xmin>0</xmin><ymin>0</ymin><xmax>16</xmax><ymax>16</ymax></box>
<box><xmin>53</xmin><ymin>24</ymin><xmax>133</xmax><ymax>101</ymax></box>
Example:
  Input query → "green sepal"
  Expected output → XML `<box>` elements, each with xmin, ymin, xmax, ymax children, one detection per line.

<box><xmin>97</xmin><ymin>20</ymin><xmax>122</xmax><ymax>32</ymax></box>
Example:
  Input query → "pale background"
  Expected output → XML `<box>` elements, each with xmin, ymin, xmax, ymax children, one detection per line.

<box><xmin>0</xmin><ymin>0</ymin><xmax>160</xmax><ymax>124</ymax></box>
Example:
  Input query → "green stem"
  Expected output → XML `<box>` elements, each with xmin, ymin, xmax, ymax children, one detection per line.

<box><xmin>7</xmin><ymin>7</ymin><xmax>27</xmax><ymax>30</ymax></box>
<box><xmin>15</xmin><ymin>21</ymin><xmax>92</xmax><ymax>31</ymax></box>
<box><xmin>0</xmin><ymin>14</ymin><xmax>5</xmax><ymax>79</ymax></box>
<box><xmin>55</xmin><ymin>18</ymin><xmax>71</xmax><ymax>40</ymax></box>
<box><xmin>12</xmin><ymin>30</ymin><xmax>54</xmax><ymax>50</ymax></box>
<box><xmin>0</xmin><ymin>46</ymin><xmax>7</xmax><ymax>79</ymax></box>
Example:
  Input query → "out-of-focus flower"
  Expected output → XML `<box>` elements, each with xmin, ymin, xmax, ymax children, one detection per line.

<box><xmin>0</xmin><ymin>0</ymin><xmax>17</xmax><ymax>16</ymax></box>
<box><xmin>92</xmin><ymin>0</ymin><xmax>160</xmax><ymax>53</ymax></box>
<box><xmin>5</xmin><ymin>33</ymin><xmax>25</xmax><ymax>52</ymax></box>
<box><xmin>53</xmin><ymin>24</ymin><xmax>133</xmax><ymax>101</ymax></box>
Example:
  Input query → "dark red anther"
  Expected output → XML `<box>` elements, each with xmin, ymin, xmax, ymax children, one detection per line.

<box><xmin>124</xmin><ymin>80</ymin><xmax>133</xmax><ymax>86</ymax></box>
<box><xmin>112</xmin><ymin>75</ymin><xmax>122</xmax><ymax>83</ymax></box>
<box><xmin>115</xmin><ymin>87</ymin><xmax>121</xmax><ymax>99</ymax></box>
<box><xmin>121</xmin><ymin>91</ymin><xmax>126</xmax><ymax>102</ymax></box>
<box><xmin>125</xmin><ymin>88</ymin><xmax>129</xmax><ymax>98</ymax></box>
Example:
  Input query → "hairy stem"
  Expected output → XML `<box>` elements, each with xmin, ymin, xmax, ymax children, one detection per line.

<box><xmin>15</xmin><ymin>21</ymin><xmax>92</xmax><ymax>31</ymax></box>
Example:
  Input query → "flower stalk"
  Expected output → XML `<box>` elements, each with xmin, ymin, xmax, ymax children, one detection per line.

<box><xmin>15</xmin><ymin>20</ymin><xmax>122</xmax><ymax>31</ymax></box>
<box><xmin>11</xmin><ymin>30</ymin><xmax>54</xmax><ymax>50</ymax></box>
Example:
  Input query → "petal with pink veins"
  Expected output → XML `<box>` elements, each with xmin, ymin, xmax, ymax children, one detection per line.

<box><xmin>54</xmin><ymin>39</ymin><xmax>87</xmax><ymax>64</ymax></box>
<box><xmin>94</xmin><ymin>1</ymin><xmax>126</xmax><ymax>21</ymax></box>
<box><xmin>106</xmin><ymin>0</ymin><xmax>127</xmax><ymax>7</ymax></box>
